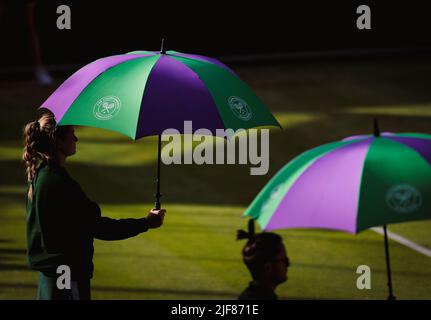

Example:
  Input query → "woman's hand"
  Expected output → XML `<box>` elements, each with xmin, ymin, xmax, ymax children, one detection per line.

<box><xmin>146</xmin><ymin>208</ymin><xmax>166</xmax><ymax>229</ymax></box>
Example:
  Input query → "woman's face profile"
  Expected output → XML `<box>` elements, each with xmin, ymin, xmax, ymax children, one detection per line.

<box><xmin>57</xmin><ymin>126</ymin><xmax>78</xmax><ymax>157</ymax></box>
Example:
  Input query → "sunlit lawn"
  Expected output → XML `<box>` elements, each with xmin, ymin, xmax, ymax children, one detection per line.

<box><xmin>0</xmin><ymin>57</ymin><xmax>430</xmax><ymax>299</ymax></box>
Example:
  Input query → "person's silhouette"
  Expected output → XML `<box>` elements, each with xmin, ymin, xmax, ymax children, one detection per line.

<box><xmin>237</xmin><ymin>220</ymin><xmax>290</xmax><ymax>300</ymax></box>
<box><xmin>23</xmin><ymin>111</ymin><xmax>166</xmax><ymax>300</ymax></box>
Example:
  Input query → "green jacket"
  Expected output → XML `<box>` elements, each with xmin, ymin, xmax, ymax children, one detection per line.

<box><xmin>25</xmin><ymin>162</ymin><xmax>149</xmax><ymax>279</ymax></box>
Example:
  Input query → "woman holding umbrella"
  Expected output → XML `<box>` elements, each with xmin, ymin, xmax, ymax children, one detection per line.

<box><xmin>22</xmin><ymin>111</ymin><xmax>166</xmax><ymax>300</ymax></box>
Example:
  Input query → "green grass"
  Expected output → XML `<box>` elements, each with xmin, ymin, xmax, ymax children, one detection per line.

<box><xmin>1</xmin><ymin>57</ymin><xmax>431</xmax><ymax>299</ymax></box>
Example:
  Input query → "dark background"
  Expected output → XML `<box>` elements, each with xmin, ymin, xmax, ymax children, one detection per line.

<box><xmin>1</xmin><ymin>0</ymin><xmax>430</xmax><ymax>69</ymax></box>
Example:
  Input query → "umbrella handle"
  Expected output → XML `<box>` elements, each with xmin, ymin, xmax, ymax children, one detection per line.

<box><xmin>154</xmin><ymin>134</ymin><xmax>162</xmax><ymax>210</ymax></box>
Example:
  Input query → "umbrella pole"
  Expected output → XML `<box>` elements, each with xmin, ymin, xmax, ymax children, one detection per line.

<box><xmin>383</xmin><ymin>224</ymin><xmax>396</xmax><ymax>300</ymax></box>
<box><xmin>154</xmin><ymin>134</ymin><xmax>162</xmax><ymax>210</ymax></box>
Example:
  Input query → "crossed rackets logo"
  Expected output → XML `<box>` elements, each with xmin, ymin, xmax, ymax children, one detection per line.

<box><xmin>386</xmin><ymin>184</ymin><xmax>422</xmax><ymax>214</ymax></box>
<box><xmin>228</xmin><ymin>96</ymin><xmax>252</xmax><ymax>121</ymax></box>
<box><xmin>93</xmin><ymin>96</ymin><xmax>121</xmax><ymax>120</ymax></box>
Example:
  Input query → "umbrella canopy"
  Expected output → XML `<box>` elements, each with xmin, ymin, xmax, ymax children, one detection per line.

<box><xmin>39</xmin><ymin>46</ymin><xmax>281</xmax><ymax>210</ymax></box>
<box><xmin>40</xmin><ymin>50</ymin><xmax>280</xmax><ymax>138</ymax></box>
<box><xmin>244</xmin><ymin>132</ymin><xmax>431</xmax><ymax>234</ymax></box>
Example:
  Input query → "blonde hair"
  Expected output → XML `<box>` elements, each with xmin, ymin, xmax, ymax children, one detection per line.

<box><xmin>22</xmin><ymin>111</ymin><xmax>69</xmax><ymax>201</ymax></box>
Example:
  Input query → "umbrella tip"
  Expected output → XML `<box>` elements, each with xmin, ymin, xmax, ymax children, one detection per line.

<box><xmin>160</xmin><ymin>38</ymin><xmax>166</xmax><ymax>54</ymax></box>
<box><xmin>373</xmin><ymin>118</ymin><xmax>380</xmax><ymax>137</ymax></box>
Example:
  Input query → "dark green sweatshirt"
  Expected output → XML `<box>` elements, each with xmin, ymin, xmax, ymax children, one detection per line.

<box><xmin>25</xmin><ymin>162</ymin><xmax>149</xmax><ymax>279</ymax></box>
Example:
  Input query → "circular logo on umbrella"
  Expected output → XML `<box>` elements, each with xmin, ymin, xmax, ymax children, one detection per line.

<box><xmin>386</xmin><ymin>184</ymin><xmax>422</xmax><ymax>213</ymax></box>
<box><xmin>93</xmin><ymin>96</ymin><xmax>121</xmax><ymax>120</ymax></box>
<box><xmin>228</xmin><ymin>96</ymin><xmax>252</xmax><ymax>121</ymax></box>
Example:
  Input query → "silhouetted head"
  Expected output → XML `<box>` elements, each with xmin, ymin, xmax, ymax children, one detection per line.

<box><xmin>237</xmin><ymin>221</ymin><xmax>289</xmax><ymax>287</ymax></box>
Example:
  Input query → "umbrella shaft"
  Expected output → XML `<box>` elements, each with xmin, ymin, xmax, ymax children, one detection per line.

<box><xmin>155</xmin><ymin>134</ymin><xmax>162</xmax><ymax>210</ymax></box>
<box><xmin>383</xmin><ymin>224</ymin><xmax>396</xmax><ymax>300</ymax></box>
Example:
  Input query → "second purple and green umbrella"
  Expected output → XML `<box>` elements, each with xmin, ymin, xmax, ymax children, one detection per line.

<box><xmin>245</xmin><ymin>121</ymin><xmax>431</xmax><ymax>299</ymax></box>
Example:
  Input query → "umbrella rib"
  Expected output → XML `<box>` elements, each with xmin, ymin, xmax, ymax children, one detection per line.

<box><xmin>133</xmin><ymin>55</ymin><xmax>162</xmax><ymax>140</ymax></box>
<box><xmin>161</xmin><ymin>55</ymin><xmax>227</xmax><ymax>132</ymax></box>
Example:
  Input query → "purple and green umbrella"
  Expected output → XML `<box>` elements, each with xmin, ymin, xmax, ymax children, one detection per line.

<box><xmin>244</xmin><ymin>123</ymin><xmax>431</xmax><ymax>299</ymax></box>
<box><xmin>39</xmin><ymin>42</ymin><xmax>280</xmax><ymax>208</ymax></box>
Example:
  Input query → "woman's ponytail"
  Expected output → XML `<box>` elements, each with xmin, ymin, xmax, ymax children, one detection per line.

<box><xmin>22</xmin><ymin>112</ymin><xmax>59</xmax><ymax>201</ymax></box>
